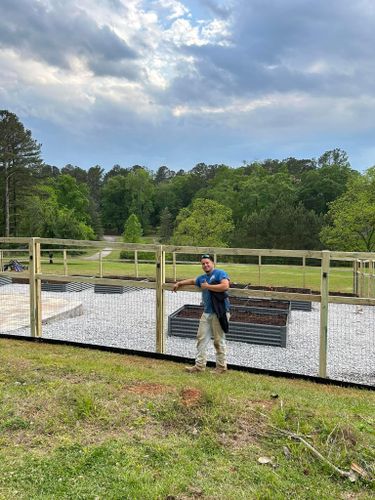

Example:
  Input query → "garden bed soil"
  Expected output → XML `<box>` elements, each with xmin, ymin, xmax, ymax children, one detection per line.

<box><xmin>230</xmin><ymin>297</ymin><xmax>290</xmax><ymax>310</ymax></box>
<box><xmin>245</xmin><ymin>285</ymin><xmax>312</xmax><ymax>311</ymax></box>
<box><xmin>176</xmin><ymin>305</ymin><xmax>287</xmax><ymax>326</ymax></box>
<box><xmin>11</xmin><ymin>276</ymin><xmax>29</xmax><ymax>284</ymax></box>
<box><xmin>247</xmin><ymin>285</ymin><xmax>312</xmax><ymax>294</ymax></box>
<box><xmin>311</xmin><ymin>290</ymin><xmax>358</xmax><ymax>297</ymax></box>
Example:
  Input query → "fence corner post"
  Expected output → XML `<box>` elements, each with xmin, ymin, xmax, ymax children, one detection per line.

<box><xmin>156</xmin><ymin>245</ymin><xmax>166</xmax><ymax>353</ymax></box>
<box><xmin>29</xmin><ymin>237</ymin><xmax>42</xmax><ymax>338</ymax></box>
<box><xmin>319</xmin><ymin>250</ymin><xmax>330</xmax><ymax>378</ymax></box>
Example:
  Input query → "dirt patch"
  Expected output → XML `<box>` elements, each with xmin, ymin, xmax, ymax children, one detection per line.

<box><xmin>180</xmin><ymin>388</ymin><xmax>203</xmax><ymax>407</ymax></box>
<box><xmin>125</xmin><ymin>382</ymin><xmax>175</xmax><ymax>396</ymax></box>
<box><xmin>220</xmin><ymin>399</ymin><xmax>276</xmax><ymax>449</ymax></box>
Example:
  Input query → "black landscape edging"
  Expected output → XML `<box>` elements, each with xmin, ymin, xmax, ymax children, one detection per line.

<box><xmin>1</xmin><ymin>333</ymin><xmax>373</xmax><ymax>391</ymax></box>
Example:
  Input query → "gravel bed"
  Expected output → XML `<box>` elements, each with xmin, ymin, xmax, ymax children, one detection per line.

<box><xmin>1</xmin><ymin>284</ymin><xmax>374</xmax><ymax>387</ymax></box>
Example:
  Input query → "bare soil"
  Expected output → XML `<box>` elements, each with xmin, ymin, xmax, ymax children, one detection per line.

<box><xmin>180</xmin><ymin>388</ymin><xmax>203</xmax><ymax>407</ymax></box>
<box><xmin>230</xmin><ymin>297</ymin><xmax>289</xmax><ymax>309</ymax></box>
<box><xmin>125</xmin><ymin>382</ymin><xmax>175</xmax><ymax>396</ymax></box>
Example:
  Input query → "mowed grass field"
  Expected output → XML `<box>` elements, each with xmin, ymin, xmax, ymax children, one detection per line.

<box><xmin>28</xmin><ymin>249</ymin><xmax>355</xmax><ymax>293</ymax></box>
<box><xmin>0</xmin><ymin>340</ymin><xmax>374</xmax><ymax>499</ymax></box>
<box><xmin>1</xmin><ymin>245</ymin><xmax>361</xmax><ymax>293</ymax></box>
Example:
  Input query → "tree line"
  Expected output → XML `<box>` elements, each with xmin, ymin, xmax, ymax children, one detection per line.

<box><xmin>1</xmin><ymin>110</ymin><xmax>374</xmax><ymax>251</ymax></box>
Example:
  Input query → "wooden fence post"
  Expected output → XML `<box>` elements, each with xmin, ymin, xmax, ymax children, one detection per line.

<box><xmin>134</xmin><ymin>250</ymin><xmax>139</xmax><ymax>278</ymax></box>
<box><xmin>63</xmin><ymin>249</ymin><xmax>68</xmax><ymax>276</ymax></box>
<box><xmin>367</xmin><ymin>260</ymin><xmax>371</xmax><ymax>298</ymax></box>
<box><xmin>302</xmin><ymin>256</ymin><xmax>306</xmax><ymax>288</ymax></box>
<box><xmin>0</xmin><ymin>250</ymin><xmax>3</xmax><ymax>271</ymax></box>
<box><xmin>99</xmin><ymin>251</ymin><xmax>103</xmax><ymax>278</ymax></box>
<box><xmin>353</xmin><ymin>260</ymin><xmax>358</xmax><ymax>295</ymax></box>
<box><xmin>29</xmin><ymin>238</ymin><xmax>42</xmax><ymax>338</ymax></box>
<box><xmin>172</xmin><ymin>252</ymin><xmax>177</xmax><ymax>281</ymax></box>
<box><xmin>156</xmin><ymin>246</ymin><xmax>166</xmax><ymax>353</ymax></box>
<box><xmin>258</xmin><ymin>255</ymin><xmax>262</xmax><ymax>285</ymax></box>
<box><xmin>319</xmin><ymin>250</ymin><xmax>330</xmax><ymax>378</ymax></box>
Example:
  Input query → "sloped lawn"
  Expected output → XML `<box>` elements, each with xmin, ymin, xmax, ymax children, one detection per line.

<box><xmin>0</xmin><ymin>339</ymin><xmax>373</xmax><ymax>499</ymax></box>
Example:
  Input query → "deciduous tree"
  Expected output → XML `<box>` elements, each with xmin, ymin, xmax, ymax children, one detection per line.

<box><xmin>320</xmin><ymin>167</ymin><xmax>375</xmax><ymax>251</ymax></box>
<box><xmin>173</xmin><ymin>198</ymin><xmax>234</xmax><ymax>247</ymax></box>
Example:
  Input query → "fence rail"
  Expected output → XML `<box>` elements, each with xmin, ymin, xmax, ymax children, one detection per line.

<box><xmin>1</xmin><ymin>237</ymin><xmax>374</xmax><ymax>386</ymax></box>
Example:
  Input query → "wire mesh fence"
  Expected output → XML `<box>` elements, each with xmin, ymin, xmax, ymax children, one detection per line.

<box><xmin>327</xmin><ymin>302</ymin><xmax>375</xmax><ymax>385</ymax></box>
<box><xmin>1</xmin><ymin>238</ymin><xmax>374</xmax><ymax>387</ymax></box>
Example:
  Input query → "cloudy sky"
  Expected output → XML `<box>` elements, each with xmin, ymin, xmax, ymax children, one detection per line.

<box><xmin>1</xmin><ymin>0</ymin><xmax>374</xmax><ymax>172</ymax></box>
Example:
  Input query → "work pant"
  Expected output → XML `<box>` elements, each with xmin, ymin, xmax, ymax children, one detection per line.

<box><xmin>195</xmin><ymin>312</ymin><xmax>229</xmax><ymax>369</ymax></box>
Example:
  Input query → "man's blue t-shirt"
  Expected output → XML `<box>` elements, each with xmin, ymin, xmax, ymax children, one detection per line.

<box><xmin>195</xmin><ymin>268</ymin><xmax>230</xmax><ymax>313</ymax></box>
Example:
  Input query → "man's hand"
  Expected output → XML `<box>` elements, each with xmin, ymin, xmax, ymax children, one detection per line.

<box><xmin>200</xmin><ymin>281</ymin><xmax>209</xmax><ymax>290</ymax></box>
<box><xmin>173</xmin><ymin>282</ymin><xmax>179</xmax><ymax>293</ymax></box>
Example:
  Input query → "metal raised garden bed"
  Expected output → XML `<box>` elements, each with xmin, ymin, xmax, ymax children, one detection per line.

<box><xmin>229</xmin><ymin>297</ymin><xmax>291</xmax><ymax>315</ymax></box>
<box><xmin>168</xmin><ymin>304</ymin><xmax>289</xmax><ymax>347</ymax></box>
<box><xmin>246</xmin><ymin>285</ymin><xmax>312</xmax><ymax>311</ymax></box>
<box><xmin>0</xmin><ymin>276</ymin><xmax>12</xmax><ymax>286</ymax></box>
<box><xmin>94</xmin><ymin>284</ymin><xmax>142</xmax><ymax>294</ymax></box>
<box><xmin>41</xmin><ymin>280</ymin><xmax>93</xmax><ymax>292</ymax></box>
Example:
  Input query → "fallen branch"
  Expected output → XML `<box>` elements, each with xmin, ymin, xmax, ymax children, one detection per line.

<box><xmin>271</xmin><ymin>426</ymin><xmax>351</xmax><ymax>478</ymax></box>
<box><xmin>248</xmin><ymin>407</ymin><xmax>372</xmax><ymax>482</ymax></box>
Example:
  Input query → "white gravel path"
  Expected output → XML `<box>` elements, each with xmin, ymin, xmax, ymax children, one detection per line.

<box><xmin>1</xmin><ymin>284</ymin><xmax>374</xmax><ymax>386</ymax></box>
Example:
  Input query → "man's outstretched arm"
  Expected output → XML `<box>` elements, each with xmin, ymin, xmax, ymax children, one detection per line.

<box><xmin>173</xmin><ymin>278</ymin><xmax>196</xmax><ymax>292</ymax></box>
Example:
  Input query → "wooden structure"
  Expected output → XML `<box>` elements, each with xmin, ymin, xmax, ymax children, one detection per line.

<box><xmin>1</xmin><ymin>237</ymin><xmax>375</xmax><ymax>379</ymax></box>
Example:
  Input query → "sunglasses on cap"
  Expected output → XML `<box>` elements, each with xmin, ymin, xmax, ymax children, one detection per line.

<box><xmin>201</xmin><ymin>254</ymin><xmax>213</xmax><ymax>261</ymax></box>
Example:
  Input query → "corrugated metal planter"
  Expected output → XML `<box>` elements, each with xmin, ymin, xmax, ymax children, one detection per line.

<box><xmin>94</xmin><ymin>284</ymin><xmax>141</xmax><ymax>294</ymax></box>
<box><xmin>0</xmin><ymin>276</ymin><xmax>12</xmax><ymax>286</ymax></box>
<box><xmin>246</xmin><ymin>286</ymin><xmax>312</xmax><ymax>311</ymax></box>
<box><xmin>41</xmin><ymin>281</ymin><xmax>93</xmax><ymax>292</ymax></box>
<box><xmin>230</xmin><ymin>297</ymin><xmax>291</xmax><ymax>315</ymax></box>
<box><xmin>168</xmin><ymin>305</ymin><xmax>289</xmax><ymax>347</ymax></box>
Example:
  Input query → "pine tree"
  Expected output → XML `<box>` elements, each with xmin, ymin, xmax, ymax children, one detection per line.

<box><xmin>0</xmin><ymin>111</ymin><xmax>42</xmax><ymax>236</ymax></box>
<box><xmin>159</xmin><ymin>207</ymin><xmax>174</xmax><ymax>243</ymax></box>
<box><xmin>123</xmin><ymin>213</ymin><xmax>143</xmax><ymax>243</ymax></box>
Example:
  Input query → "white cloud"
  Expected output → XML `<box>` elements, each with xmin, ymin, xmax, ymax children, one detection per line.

<box><xmin>1</xmin><ymin>0</ymin><xmax>375</xmax><ymax>170</ymax></box>
<box><xmin>155</xmin><ymin>0</ymin><xmax>190</xmax><ymax>20</ymax></box>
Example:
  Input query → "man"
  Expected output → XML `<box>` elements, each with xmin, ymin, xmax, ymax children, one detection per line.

<box><xmin>173</xmin><ymin>254</ymin><xmax>230</xmax><ymax>373</ymax></box>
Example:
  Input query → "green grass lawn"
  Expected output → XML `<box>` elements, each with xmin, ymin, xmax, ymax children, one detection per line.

<box><xmin>0</xmin><ymin>339</ymin><xmax>375</xmax><ymax>500</ymax></box>
<box><xmin>39</xmin><ymin>256</ymin><xmax>354</xmax><ymax>292</ymax></box>
<box><xmin>0</xmin><ymin>340</ymin><xmax>374</xmax><ymax>499</ymax></box>
<box><xmin>1</xmin><ymin>246</ymin><xmax>358</xmax><ymax>293</ymax></box>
